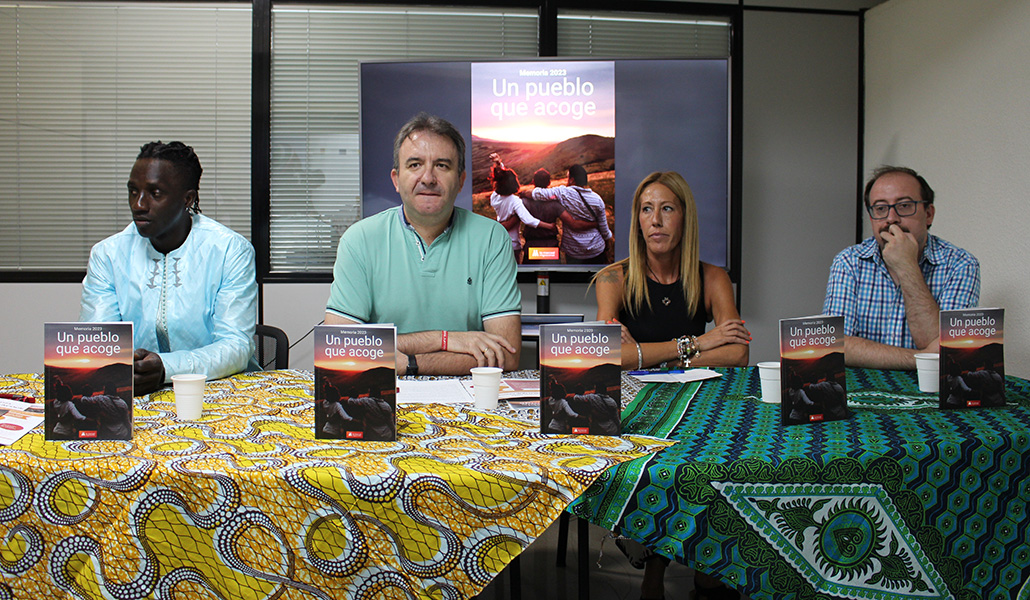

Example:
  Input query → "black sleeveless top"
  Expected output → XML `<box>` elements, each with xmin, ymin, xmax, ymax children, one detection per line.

<box><xmin>618</xmin><ymin>263</ymin><xmax>709</xmax><ymax>343</ymax></box>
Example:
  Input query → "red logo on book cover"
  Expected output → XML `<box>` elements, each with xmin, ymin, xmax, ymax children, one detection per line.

<box><xmin>968</xmin><ymin>400</ymin><xmax>981</xmax><ymax>407</ymax></box>
<box><xmin>0</xmin><ymin>424</ymin><xmax>22</xmax><ymax>431</ymax></box>
<box><xmin>809</xmin><ymin>414</ymin><xmax>824</xmax><ymax>422</ymax></box>
<box><xmin>79</xmin><ymin>430</ymin><xmax>98</xmax><ymax>439</ymax></box>
<box><xmin>571</xmin><ymin>427</ymin><xmax>590</xmax><ymax>434</ymax></box>
<box><xmin>346</xmin><ymin>431</ymin><xmax>364</xmax><ymax>439</ymax></box>
<box><xmin>529</xmin><ymin>247</ymin><xmax>560</xmax><ymax>260</ymax></box>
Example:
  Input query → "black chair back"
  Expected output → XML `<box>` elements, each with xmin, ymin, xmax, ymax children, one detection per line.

<box><xmin>254</xmin><ymin>324</ymin><xmax>289</xmax><ymax>370</ymax></box>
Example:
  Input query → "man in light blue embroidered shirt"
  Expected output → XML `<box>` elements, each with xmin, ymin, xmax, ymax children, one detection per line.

<box><xmin>80</xmin><ymin>142</ymin><xmax>257</xmax><ymax>394</ymax></box>
<box><xmin>823</xmin><ymin>166</ymin><xmax>979</xmax><ymax>369</ymax></box>
<box><xmin>325</xmin><ymin>113</ymin><xmax>521</xmax><ymax>376</ymax></box>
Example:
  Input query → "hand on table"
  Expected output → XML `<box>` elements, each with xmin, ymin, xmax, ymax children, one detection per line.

<box><xmin>697</xmin><ymin>319</ymin><xmax>751</xmax><ymax>352</ymax></box>
<box><xmin>133</xmin><ymin>348</ymin><xmax>165</xmax><ymax>396</ymax></box>
<box><xmin>446</xmin><ymin>331</ymin><xmax>517</xmax><ymax>368</ymax></box>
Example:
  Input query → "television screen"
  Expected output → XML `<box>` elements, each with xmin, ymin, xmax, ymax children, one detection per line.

<box><xmin>360</xmin><ymin>58</ymin><xmax>730</xmax><ymax>272</ymax></box>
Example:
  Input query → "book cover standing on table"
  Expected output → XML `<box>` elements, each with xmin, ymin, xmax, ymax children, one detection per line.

<box><xmin>539</xmin><ymin>323</ymin><xmax>621</xmax><ymax>435</ymax></box>
<box><xmin>778</xmin><ymin>315</ymin><xmax>848</xmax><ymax>426</ymax></box>
<box><xmin>939</xmin><ymin>308</ymin><xmax>1005</xmax><ymax>409</ymax></box>
<box><xmin>44</xmin><ymin>322</ymin><xmax>133</xmax><ymax>440</ymax></box>
<box><xmin>314</xmin><ymin>324</ymin><xmax>397</xmax><ymax>441</ymax></box>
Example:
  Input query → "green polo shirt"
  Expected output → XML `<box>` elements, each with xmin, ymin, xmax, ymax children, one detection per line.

<box><xmin>327</xmin><ymin>206</ymin><xmax>521</xmax><ymax>334</ymax></box>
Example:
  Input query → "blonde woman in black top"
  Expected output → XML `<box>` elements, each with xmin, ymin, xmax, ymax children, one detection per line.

<box><xmin>594</xmin><ymin>171</ymin><xmax>750</xmax><ymax>600</ymax></box>
<box><xmin>595</xmin><ymin>171</ymin><xmax>749</xmax><ymax>370</ymax></box>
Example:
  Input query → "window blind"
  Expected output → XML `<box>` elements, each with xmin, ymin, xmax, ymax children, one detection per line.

<box><xmin>269</xmin><ymin>4</ymin><xmax>538</xmax><ymax>273</ymax></box>
<box><xmin>0</xmin><ymin>1</ymin><xmax>252</xmax><ymax>272</ymax></box>
<box><xmin>557</xmin><ymin>10</ymin><xmax>731</xmax><ymax>58</ymax></box>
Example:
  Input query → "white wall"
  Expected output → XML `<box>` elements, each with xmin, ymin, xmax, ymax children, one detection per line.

<box><xmin>0</xmin><ymin>283</ymin><xmax>82</xmax><ymax>373</ymax></box>
<box><xmin>865</xmin><ymin>0</ymin><xmax>1030</xmax><ymax>377</ymax></box>
<box><xmin>261</xmin><ymin>283</ymin><xmax>330</xmax><ymax>370</ymax></box>
<box><xmin>740</xmin><ymin>9</ymin><xmax>860</xmax><ymax>363</ymax></box>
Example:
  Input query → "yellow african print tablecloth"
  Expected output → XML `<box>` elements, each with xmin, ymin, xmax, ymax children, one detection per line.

<box><xmin>0</xmin><ymin>370</ymin><xmax>671</xmax><ymax>600</ymax></box>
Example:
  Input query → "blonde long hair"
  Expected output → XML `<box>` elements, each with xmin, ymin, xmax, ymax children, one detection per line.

<box><xmin>600</xmin><ymin>171</ymin><xmax>701</xmax><ymax>318</ymax></box>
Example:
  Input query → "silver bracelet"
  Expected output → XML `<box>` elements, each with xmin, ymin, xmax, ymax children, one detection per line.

<box><xmin>635</xmin><ymin>342</ymin><xmax>643</xmax><ymax>370</ymax></box>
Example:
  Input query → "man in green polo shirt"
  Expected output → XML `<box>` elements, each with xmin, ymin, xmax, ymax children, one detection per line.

<box><xmin>325</xmin><ymin>113</ymin><xmax>522</xmax><ymax>376</ymax></box>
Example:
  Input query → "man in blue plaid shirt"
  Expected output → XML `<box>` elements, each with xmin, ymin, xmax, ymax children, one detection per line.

<box><xmin>823</xmin><ymin>166</ymin><xmax>979</xmax><ymax>370</ymax></box>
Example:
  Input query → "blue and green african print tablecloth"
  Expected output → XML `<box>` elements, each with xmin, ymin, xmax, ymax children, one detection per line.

<box><xmin>569</xmin><ymin>367</ymin><xmax>1030</xmax><ymax>600</ymax></box>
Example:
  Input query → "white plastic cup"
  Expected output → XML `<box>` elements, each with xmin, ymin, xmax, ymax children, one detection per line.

<box><xmin>757</xmin><ymin>361</ymin><xmax>781</xmax><ymax>404</ymax></box>
<box><xmin>914</xmin><ymin>353</ymin><xmax>940</xmax><ymax>393</ymax></box>
<box><xmin>171</xmin><ymin>373</ymin><xmax>207</xmax><ymax>419</ymax></box>
<box><xmin>470</xmin><ymin>366</ymin><xmax>503</xmax><ymax>410</ymax></box>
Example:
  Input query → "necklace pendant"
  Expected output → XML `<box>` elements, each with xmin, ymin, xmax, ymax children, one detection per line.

<box><xmin>662</xmin><ymin>296</ymin><xmax>671</xmax><ymax>306</ymax></box>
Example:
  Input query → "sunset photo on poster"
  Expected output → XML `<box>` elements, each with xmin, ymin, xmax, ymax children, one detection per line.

<box><xmin>939</xmin><ymin>308</ymin><xmax>1004</xmax><ymax>372</ymax></box>
<box><xmin>779</xmin><ymin>343</ymin><xmax>841</xmax><ymax>362</ymax></box>
<box><xmin>540</xmin><ymin>352</ymin><xmax>612</xmax><ymax>371</ymax></box>
<box><xmin>940</xmin><ymin>312</ymin><xmax>1004</xmax><ymax>350</ymax></box>
<box><xmin>471</xmin><ymin>61</ymin><xmax>615</xmax><ymax>144</ymax></box>
<box><xmin>314</xmin><ymin>326</ymin><xmax>396</xmax><ymax>371</ymax></box>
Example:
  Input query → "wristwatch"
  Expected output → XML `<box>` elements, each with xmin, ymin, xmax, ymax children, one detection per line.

<box><xmin>406</xmin><ymin>353</ymin><xmax>419</xmax><ymax>377</ymax></box>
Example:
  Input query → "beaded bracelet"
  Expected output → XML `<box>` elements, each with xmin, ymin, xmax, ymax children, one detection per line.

<box><xmin>676</xmin><ymin>335</ymin><xmax>700</xmax><ymax>367</ymax></box>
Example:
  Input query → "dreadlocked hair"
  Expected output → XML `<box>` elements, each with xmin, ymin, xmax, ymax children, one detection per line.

<box><xmin>137</xmin><ymin>141</ymin><xmax>203</xmax><ymax>213</ymax></box>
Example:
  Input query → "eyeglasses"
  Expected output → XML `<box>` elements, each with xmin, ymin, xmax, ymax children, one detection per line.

<box><xmin>866</xmin><ymin>199</ymin><xmax>928</xmax><ymax>220</ymax></box>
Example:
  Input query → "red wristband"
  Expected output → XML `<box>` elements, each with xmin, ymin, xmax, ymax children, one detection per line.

<box><xmin>441</xmin><ymin>330</ymin><xmax>448</xmax><ymax>351</ymax></box>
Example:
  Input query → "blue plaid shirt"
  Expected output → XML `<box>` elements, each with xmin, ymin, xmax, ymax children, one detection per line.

<box><xmin>822</xmin><ymin>234</ymin><xmax>980</xmax><ymax>348</ymax></box>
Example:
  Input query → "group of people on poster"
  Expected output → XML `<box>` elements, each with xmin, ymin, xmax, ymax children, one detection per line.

<box><xmin>487</xmin><ymin>152</ymin><xmax>613</xmax><ymax>265</ymax></box>
<box><xmin>782</xmin><ymin>368</ymin><xmax>848</xmax><ymax>424</ymax></box>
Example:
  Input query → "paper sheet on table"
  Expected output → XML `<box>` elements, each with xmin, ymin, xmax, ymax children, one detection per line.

<box><xmin>630</xmin><ymin>369</ymin><xmax>722</xmax><ymax>384</ymax></box>
<box><xmin>397</xmin><ymin>379</ymin><xmax>473</xmax><ymax>404</ymax></box>
<box><xmin>0</xmin><ymin>397</ymin><xmax>45</xmax><ymax>446</ymax></box>
<box><xmin>460</xmin><ymin>378</ymin><xmax>540</xmax><ymax>400</ymax></box>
